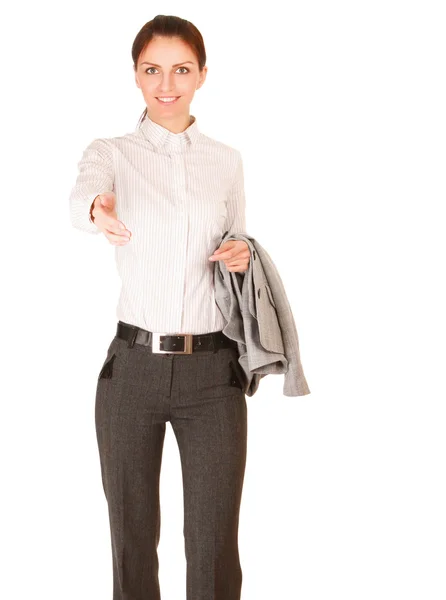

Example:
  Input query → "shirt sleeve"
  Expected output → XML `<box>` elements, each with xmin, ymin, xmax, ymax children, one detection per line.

<box><xmin>225</xmin><ymin>151</ymin><xmax>247</xmax><ymax>236</ymax></box>
<box><xmin>68</xmin><ymin>138</ymin><xmax>114</xmax><ymax>234</ymax></box>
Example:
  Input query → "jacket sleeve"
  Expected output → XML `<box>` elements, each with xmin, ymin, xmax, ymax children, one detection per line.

<box><xmin>68</xmin><ymin>138</ymin><xmax>114</xmax><ymax>234</ymax></box>
<box><xmin>225</xmin><ymin>151</ymin><xmax>247</xmax><ymax>236</ymax></box>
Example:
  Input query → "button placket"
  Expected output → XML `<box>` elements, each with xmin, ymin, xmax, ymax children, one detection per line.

<box><xmin>166</xmin><ymin>142</ymin><xmax>189</xmax><ymax>331</ymax></box>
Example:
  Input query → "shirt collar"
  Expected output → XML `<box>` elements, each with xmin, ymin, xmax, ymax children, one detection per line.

<box><xmin>137</xmin><ymin>113</ymin><xmax>200</xmax><ymax>151</ymax></box>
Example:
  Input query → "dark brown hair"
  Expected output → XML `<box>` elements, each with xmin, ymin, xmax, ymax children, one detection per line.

<box><xmin>132</xmin><ymin>15</ymin><xmax>207</xmax><ymax>127</ymax></box>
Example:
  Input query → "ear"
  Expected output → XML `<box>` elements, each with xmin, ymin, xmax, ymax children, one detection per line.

<box><xmin>134</xmin><ymin>70</ymin><xmax>140</xmax><ymax>89</ymax></box>
<box><xmin>197</xmin><ymin>66</ymin><xmax>208</xmax><ymax>90</ymax></box>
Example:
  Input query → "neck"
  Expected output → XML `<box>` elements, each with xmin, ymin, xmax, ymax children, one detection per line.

<box><xmin>146</xmin><ymin>112</ymin><xmax>193</xmax><ymax>134</ymax></box>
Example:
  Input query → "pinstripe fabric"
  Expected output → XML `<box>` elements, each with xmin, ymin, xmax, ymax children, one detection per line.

<box><xmin>69</xmin><ymin>114</ymin><xmax>246</xmax><ymax>335</ymax></box>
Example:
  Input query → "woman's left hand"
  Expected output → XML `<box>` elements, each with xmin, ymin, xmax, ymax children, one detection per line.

<box><xmin>208</xmin><ymin>240</ymin><xmax>250</xmax><ymax>273</ymax></box>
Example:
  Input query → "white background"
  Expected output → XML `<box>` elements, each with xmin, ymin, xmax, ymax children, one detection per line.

<box><xmin>1</xmin><ymin>1</ymin><xmax>445</xmax><ymax>599</ymax></box>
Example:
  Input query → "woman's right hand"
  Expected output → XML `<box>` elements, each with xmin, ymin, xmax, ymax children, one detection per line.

<box><xmin>90</xmin><ymin>192</ymin><xmax>132</xmax><ymax>245</ymax></box>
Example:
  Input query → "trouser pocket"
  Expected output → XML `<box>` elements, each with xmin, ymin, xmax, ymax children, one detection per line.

<box><xmin>98</xmin><ymin>353</ymin><xmax>116</xmax><ymax>380</ymax></box>
<box><xmin>97</xmin><ymin>336</ymin><xmax>121</xmax><ymax>381</ymax></box>
<box><xmin>229</xmin><ymin>359</ymin><xmax>244</xmax><ymax>390</ymax></box>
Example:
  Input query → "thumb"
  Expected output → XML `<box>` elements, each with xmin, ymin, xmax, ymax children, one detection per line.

<box><xmin>100</xmin><ymin>192</ymin><xmax>115</xmax><ymax>208</ymax></box>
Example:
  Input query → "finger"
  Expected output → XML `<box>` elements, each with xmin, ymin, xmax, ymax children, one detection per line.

<box><xmin>214</xmin><ymin>241</ymin><xmax>236</xmax><ymax>253</ymax></box>
<box><xmin>105</xmin><ymin>231</ymin><xmax>131</xmax><ymax>245</ymax></box>
<box><xmin>227</xmin><ymin>265</ymin><xmax>247</xmax><ymax>272</ymax></box>
<box><xmin>220</xmin><ymin>249</ymin><xmax>250</xmax><ymax>262</ymax></box>
<box><xmin>105</xmin><ymin>219</ymin><xmax>131</xmax><ymax>237</ymax></box>
<box><xmin>214</xmin><ymin>240</ymin><xmax>238</xmax><ymax>254</ymax></box>
<box><xmin>210</xmin><ymin>249</ymin><xmax>236</xmax><ymax>261</ymax></box>
<box><xmin>232</xmin><ymin>250</ymin><xmax>250</xmax><ymax>260</ymax></box>
<box><xmin>226</xmin><ymin>259</ymin><xmax>249</xmax><ymax>268</ymax></box>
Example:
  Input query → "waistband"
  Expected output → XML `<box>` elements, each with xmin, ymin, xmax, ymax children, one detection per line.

<box><xmin>116</xmin><ymin>321</ymin><xmax>238</xmax><ymax>354</ymax></box>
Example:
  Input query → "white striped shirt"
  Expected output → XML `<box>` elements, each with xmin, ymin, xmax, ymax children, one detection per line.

<box><xmin>69</xmin><ymin>114</ymin><xmax>247</xmax><ymax>334</ymax></box>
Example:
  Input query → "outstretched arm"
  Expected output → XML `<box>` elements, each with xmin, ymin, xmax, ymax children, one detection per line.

<box><xmin>69</xmin><ymin>138</ymin><xmax>114</xmax><ymax>234</ymax></box>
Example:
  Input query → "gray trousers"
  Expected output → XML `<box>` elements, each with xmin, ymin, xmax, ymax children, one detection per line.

<box><xmin>95</xmin><ymin>330</ymin><xmax>248</xmax><ymax>600</ymax></box>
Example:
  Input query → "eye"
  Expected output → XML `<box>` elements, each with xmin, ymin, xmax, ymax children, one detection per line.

<box><xmin>145</xmin><ymin>66</ymin><xmax>190</xmax><ymax>74</ymax></box>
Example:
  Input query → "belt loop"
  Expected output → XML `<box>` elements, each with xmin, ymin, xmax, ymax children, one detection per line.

<box><xmin>127</xmin><ymin>328</ymin><xmax>138</xmax><ymax>349</ymax></box>
<box><xmin>211</xmin><ymin>332</ymin><xmax>218</xmax><ymax>354</ymax></box>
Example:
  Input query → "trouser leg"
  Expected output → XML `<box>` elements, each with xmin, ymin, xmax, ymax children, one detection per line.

<box><xmin>94</xmin><ymin>335</ymin><xmax>169</xmax><ymax>600</ymax></box>
<box><xmin>170</xmin><ymin>346</ymin><xmax>248</xmax><ymax>600</ymax></box>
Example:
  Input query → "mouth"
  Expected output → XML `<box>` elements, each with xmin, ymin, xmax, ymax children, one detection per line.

<box><xmin>156</xmin><ymin>96</ymin><xmax>180</xmax><ymax>105</ymax></box>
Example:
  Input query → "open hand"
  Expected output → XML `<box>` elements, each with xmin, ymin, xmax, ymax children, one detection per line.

<box><xmin>90</xmin><ymin>192</ymin><xmax>132</xmax><ymax>246</ymax></box>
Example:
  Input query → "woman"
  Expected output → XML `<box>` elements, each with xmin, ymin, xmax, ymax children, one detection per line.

<box><xmin>69</xmin><ymin>14</ymin><xmax>251</xmax><ymax>600</ymax></box>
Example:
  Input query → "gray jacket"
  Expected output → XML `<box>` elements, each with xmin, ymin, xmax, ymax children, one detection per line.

<box><xmin>214</xmin><ymin>231</ymin><xmax>311</xmax><ymax>397</ymax></box>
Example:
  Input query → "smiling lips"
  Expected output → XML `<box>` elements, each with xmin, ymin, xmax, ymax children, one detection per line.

<box><xmin>156</xmin><ymin>96</ymin><xmax>180</xmax><ymax>104</ymax></box>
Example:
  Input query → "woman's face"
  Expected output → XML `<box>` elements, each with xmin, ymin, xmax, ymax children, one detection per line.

<box><xmin>134</xmin><ymin>36</ymin><xmax>207</xmax><ymax>119</ymax></box>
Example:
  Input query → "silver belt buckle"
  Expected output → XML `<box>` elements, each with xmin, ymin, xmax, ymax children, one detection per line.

<box><xmin>151</xmin><ymin>332</ymin><xmax>194</xmax><ymax>354</ymax></box>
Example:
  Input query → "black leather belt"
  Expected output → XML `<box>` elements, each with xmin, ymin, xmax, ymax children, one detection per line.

<box><xmin>116</xmin><ymin>321</ymin><xmax>238</xmax><ymax>354</ymax></box>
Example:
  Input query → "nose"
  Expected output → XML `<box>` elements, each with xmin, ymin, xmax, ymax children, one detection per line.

<box><xmin>158</xmin><ymin>73</ymin><xmax>175</xmax><ymax>93</ymax></box>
